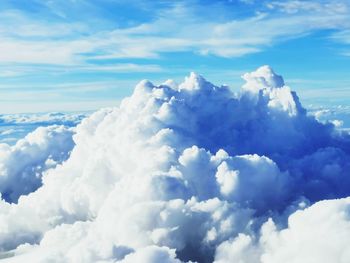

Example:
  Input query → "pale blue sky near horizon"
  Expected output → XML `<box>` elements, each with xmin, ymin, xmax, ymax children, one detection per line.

<box><xmin>0</xmin><ymin>0</ymin><xmax>350</xmax><ymax>113</ymax></box>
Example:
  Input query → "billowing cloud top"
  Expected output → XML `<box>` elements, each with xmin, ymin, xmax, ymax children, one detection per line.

<box><xmin>0</xmin><ymin>66</ymin><xmax>350</xmax><ymax>262</ymax></box>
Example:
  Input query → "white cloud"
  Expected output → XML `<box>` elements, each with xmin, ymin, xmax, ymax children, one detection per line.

<box><xmin>214</xmin><ymin>197</ymin><xmax>350</xmax><ymax>263</ymax></box>
<box><xmin>119</xmin><ymin>246</ymin><xmax>182</xmax><ymax>263</ymax></box>
<box><xmin>0</xmin><ymin>1</ymin><xmax>350</xmax><ymax>65</ymax></box>
<box><xmin>0</xmin><ymin>112</ymin><xmax>87</xmax><ymax>125</ymax></box>
<box><xmin>266</xmin><ymin>1</ymin><xmax>349</xmax><ymax>14</ymax></box>
<box><xmin>331</xmin><ymin>29</ymin><xmax>350</xmax><ymax>55</ymax></box>
<box><xmin>0</xmin><ymin>125</ymin><xmax>75</xmax><ymax>202</ymax></box>
<box><xmin>0</xmin><ymin>66</ymin><xmax>349</xmax><ymax>262</ymax></box>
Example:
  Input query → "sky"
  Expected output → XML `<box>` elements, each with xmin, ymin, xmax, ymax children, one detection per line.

<box><xmin>1</xmin><ymin>0</ymin><xmax>350</xmax><ymax>113</ymax></box>
<box><xmin>2</xmin><ymin>3</ymin><xmax>350</xmax><ymax>261</ymax></box>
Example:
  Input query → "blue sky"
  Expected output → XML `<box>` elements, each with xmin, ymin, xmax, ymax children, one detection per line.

<box><xmin>1</xmin><ymin>0</ymin><xmax>350</xmax><ymax>113</ymax></box>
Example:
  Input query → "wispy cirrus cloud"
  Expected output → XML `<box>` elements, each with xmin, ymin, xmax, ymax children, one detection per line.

<box><xmin>1</xmin><ymin>0</ymin><xmax>350</xmax><ymax>66</ymax></box>
<box><xmin>330</xmin><ymin>29</ymin><xmax>350</xmax><ymax>56</ymax></box>
<box><xmin>0</xmin><ymin>63</ymin><xmax>163</xmax><ymax>79</ymax></box>
<box><xmin>266</xmin><ymin>0</ymin><xmax>349</xmax><ymax>14</ymax></box>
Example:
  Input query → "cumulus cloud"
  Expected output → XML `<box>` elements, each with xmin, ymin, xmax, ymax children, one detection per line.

<box><xmin>0</xmin><ymin>125</ymin><xmax>75</xmax><ymax>202</ymax></box>
<box><xmin>214</xmin><ymin>198</ymin><xmax>350</xmax><ymax>263</ymax></box>
<box><xmin>0</xmin><ymin>66</ymin><xmax>350</xmax><ymax>262</ymax></box>
<box><xmin>309</xmin><ymin>105</ymin><xmax>350</xmax><ymax>131</ymax></box>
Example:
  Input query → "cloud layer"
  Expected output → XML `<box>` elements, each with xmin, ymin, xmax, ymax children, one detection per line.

<box><xmin>1</xmin><ymin>0</ymin><xmax>350</xmax><ymax>64</ymax></box>
<box><xmin>0</xmin><ymin>66</ymin><xmax>350</xmax><ymax>262</ymax></box>
<box><xmin>0</xmin><ymin>112</ymin><xmax>87</xmax><ymax>145</ymax></box>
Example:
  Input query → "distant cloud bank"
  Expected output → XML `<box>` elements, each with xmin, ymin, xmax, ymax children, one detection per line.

<box><xmin>0</xmin><ymin>66</ymin><xmax>350</xmax><ymax>262</ymax></box>
<box><xmin>0</xmin><ymin>112</ymin><xmax>88</xmax><ymax>145</ymax></box>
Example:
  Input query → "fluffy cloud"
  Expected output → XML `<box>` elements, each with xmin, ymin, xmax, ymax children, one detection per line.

<box><xmin>0</xmin><ymin>125</ymin><xmax>74</xmax><ymax>202</ymax></box>
<box><xmin>0</xmin><ymin>66</ymin><xmax>350</xmax><ymax>262</ymax></box>
<box><xmin>309</xmin><ymin>105</ymin><xmax>350</xmax><ymax>131</ymax></box>
<box><xmin>214</xmin><ymin>197</ymin><xmax>350</xmax><ymax>263</ymax></box>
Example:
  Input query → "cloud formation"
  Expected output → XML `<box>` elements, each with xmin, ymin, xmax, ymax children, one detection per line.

<box><xmin>214</xmin><ymin>198</ymin><xmax>350</xmax><ymax>263</ymax></box>
<box><xmin>0</xmin><ymin>125</ymin><xmax>75</xmax><ymax>202</ymax></box>
<box><xmin>1</xmin><ymin>0</ymin><xmax>350</xmax><ymax>65</ymax></box>
<box><xmin>0</xmin><ymin>66</ymin><xmax>350</xmax><ymax>262</ymax></box>
<box><xmin>0</xmin><ymin>112</ymin><xmax>87</xmax><ymax>145</ymax></box>
<box><xmin>0</xmin><ymin>112</ymin><xmax>87</xmax><ymax>126</ymax></box>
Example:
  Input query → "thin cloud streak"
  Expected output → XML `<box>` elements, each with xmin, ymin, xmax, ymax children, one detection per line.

<box><xmin>0</xmin><ymin>1</ymin><xmax>350</xmax><ymax>66</ymax></box>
